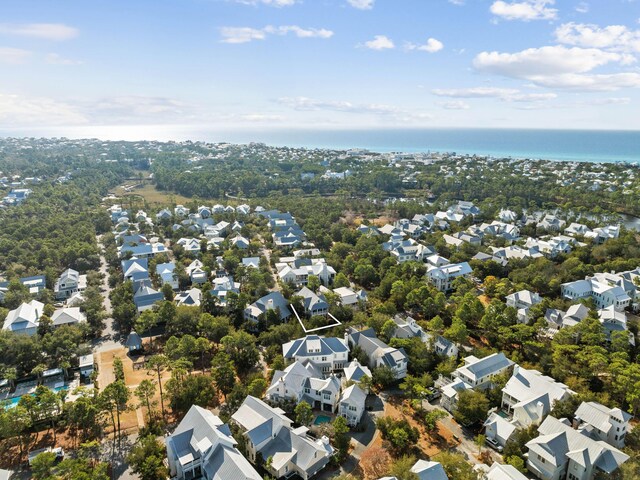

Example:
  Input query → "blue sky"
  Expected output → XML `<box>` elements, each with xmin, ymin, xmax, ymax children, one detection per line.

<box><xmin>1</xmin><ymin>0</ymin><xmax>640</xmax><ymax>139</ymax></box>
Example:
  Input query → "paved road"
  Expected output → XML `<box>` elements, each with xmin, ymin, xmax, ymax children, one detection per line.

<box><xmin>93</xmin><ymin>235</ymin><xmax>122</xmax><ymax>353</ymax></box>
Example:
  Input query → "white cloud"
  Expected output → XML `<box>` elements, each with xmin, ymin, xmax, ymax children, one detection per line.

<box><xmin>555</xmin><ymin>22</ymin><xmax>640</xmax><ymax>53</ymax></box>
<box><xmin>448</xmin><ymin>0</ymin><xmax>466</xmax><ymax>5</ymax></box>
<box><xmin>0</xmin><ymin>23</ymin><xmax>78</xmax><ymax>41</ymax></box>
<box><xmin>432</xmin><ymin>87</ymin><xmax>557</xmax><ymax>102</ymax></box>
<box><xmin>525</xmin><ymin>72</ymin><xmax>640</xmax><ymax>91</ymax></box>
<box><xmin>231</xmin><ymin>0</ymin><xmax>298</xmax><ymax>6</ymax></box>
<box><xmin>46</xmin><ymin>53</ymin><xmax>82</xmax><ymax>65</ymax></box>
<box><xmin>474</xmin><ymin>46</ymin><xmax>634</xmax><ymax>77</ymax></box>
<box><xmin>438</xmin><ymin>100</ymin><xmax>470</xmax><ymax>110</ymax></box>
<box><xmin>220</xmin><ymin>25</ymin><xmax>333</xmax><ymax>43</ymax></box>
<box><xmin>575</xmin><ymin>2</ymin><xmax>589</xmax><ymax>13</ymax></box>
<box><xmin>0</xmin><ymin>93</ymin><xmax>87</xmax><ymax>126</ymax></box>
<box><xmin>0</xmin><ymin>47</ymin><xmax>31</xmax><ymax>64</ymax></box>
<box><xmin>278</xmin><ymin>96</ymin><xmax>432</xmax><ymax>121</ymax></box>
<box><xmin>363</xmin><ymin>35</ymin><xmax>395</xmax><ymax>50</ymax></box>
<box><xmin>220</xmin><ymin>27</ymin><xmax>267</xmax><ymax>43</ymax></box>
<box><xmin>490</xmin><ymin>0</ymin><xmax>557</xmax><ymax>21</ymax></box>
<box><xmin>347</xmin><ymin>0</ymin><xmax>375</xmax><ymax>10</ymax></box>
<box><xmin>263</xmin><ymin>25</ymin><xmax>333</xmax><ymax>38</ymax></box>
<box><xmin>406</xmin><ymin>38</ymin><xmax>444</xmax><ymax>53</ymax></box>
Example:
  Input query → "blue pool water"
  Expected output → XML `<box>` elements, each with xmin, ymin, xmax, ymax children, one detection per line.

<box><xmin>313</xmin><ymin>415</ymin><xmax>332</xmax><ymax>425</ymax></box>
<box><xmin>3</xmin><ymin>385</ymin><xmax>69</xmax><ymax>409</ymax></box>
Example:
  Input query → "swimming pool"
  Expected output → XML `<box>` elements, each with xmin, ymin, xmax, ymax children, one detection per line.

<box><xmin>313</xmin><ymin>415</ymin><xmax>332</xmax><ymax>425</ymax></box>
<box><xmin>3</xmin><ymin>385</ymin><xmax>69</xmax><ymax>409</ymax></box>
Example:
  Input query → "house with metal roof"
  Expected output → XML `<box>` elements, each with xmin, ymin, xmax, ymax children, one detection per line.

<box><xmin>525</xmin><ymin>416</ymin><xmax>629</xmax><ymax>480</ymax></box>
<box><xmin>282</xmin><ymin>335</ymin><xmax>349</xmax><ymax>375</ymax></box>
<box><xmin>452</xmin><ymin>352</ymin><xmax>514</xmax><ymax>390</ymax></box>
<box><xmin>231</xmin><ymin>396</ymin><xmax>334</xmax><ymax>480</ymax></box>
<box><xmin>266</xmin><ymin>361</ymin><xmax>341</xmax><ymax>412</ymax></box>
<box><xmin>486</xmin><ymin>463</ymin><xmax>529</xmax><ymax>480</ymax></box>
<box><xmin>426</xmin><ymin>262</ymin><xmax>472</xmax><ymax>292</ymax></box>
<box><xmin>3</xmin><ymin>300</ymin><xmax>44</xmax><ymax>335</ymax></box>
<box><xmin>54</xmin><ymin>268</ymin><xmax>87</xmax><ymax>301</ymax></box>
<box><xmin>166</xmin><ymin>405</ymin><xmax>261</xmax><ymax>480</ymax></box>
<box><xmin>346</xmin><ymin>327</ymin><xmax>408</xmax><ymax>379</ymax></box>
<box><xmin>338</xmin><ymin>384</ymin><xmax>367</xmax><ymax>427</ymax></box>
<box><xmin>244</xmin><ymin>292</ymin><xmax>292</xmax><ymax>324</ymax></box>
<box><xmin>574</xmin><ymin>402</ymin><xmax>632</xmax><ymax>449</ymax></box>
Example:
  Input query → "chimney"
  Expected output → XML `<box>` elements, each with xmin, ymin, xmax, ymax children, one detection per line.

<box><xmin>536</xmin><ymin>401</ymin><xmax>545</xmax><ymax>421</ymax></box>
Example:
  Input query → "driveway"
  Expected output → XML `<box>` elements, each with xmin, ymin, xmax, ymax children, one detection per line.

<box><xmin>93</xmin><ymin>235</ymin><xmax>123</xmax><ymax>353</ymax></box>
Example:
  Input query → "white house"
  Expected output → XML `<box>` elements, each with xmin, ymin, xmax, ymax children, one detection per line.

<box><xmin>452</xmin><ymin>353</ymin><xmax>514</xmax><ymax>390</ymax></box>
<box><xmin>506</xmin><ymin>290</ymin><xmax>542</xmax><ymax>324</ymax></box>
<box><xmin>574</xmin><ymin>401</ymin><xmax>632</xmax><ymax>449</ymax></box>
<box><xmin>525</xmin><ymin>416</ymin><xmax>629</xmax><ymax>480</ymax></box>
<box><xmin>426</xmin><ymin>262</ymin><xmax>472</xmax><ymax>292</ymax></box>
<box><xmin>51</xmin><ymin>307</ymin><xmax>87</xmax><ymax>327</ymax></box>
<box><xmin>166</xmin><ymin>405</ymin><xmax>261</xmax><ymax>480</ymax></box>
<box><xmin>54</xmin><ymin>268</ymin><xmax>87</xmax><ymax>301</ymax></box>
<box><xmin>486</xmin><ymin>463</ymin><xmax>529</xmax><ymax>480</ymax></box>
<box><xmin>282</xmin><ymin>335</ymin><xmax>349</xmax><ymax>375</ymax></box>
<box><xmin>266</xmin><ymin>361</ymin><xmax>341</xmax><ymax>412</ymax></box>
<box><xmin>346</xmin><ymin>328</ymin><xmax>408</xmax><ymax>379</ymax></box>
<box><xmin>3</xmin><ymin>300</ymin><xmax>44</xmax><ymax>335</ymax></box>
<box><xmin>341</xmin><ymin>360</ymin><xmax>372</xmax><ymax>391</ymax></box>
<box><xmin>501</xmin><ymin>366</ymin><xmax>574</xmax><ymax>427</ymax></box>
<box><xmin>231</xmin><ymin>396</ymin><xmax>334</xmax><ymax>480</ymax></box>
<box><xmin>338</xmin><ymin>384</ymin><xmax>367</xmax><ymax>427</ymax></box>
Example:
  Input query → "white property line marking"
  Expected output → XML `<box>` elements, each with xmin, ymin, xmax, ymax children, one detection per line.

<box><xmin>291</xmin><ymin>304</ymin><xmax>342</xmax><ymax>333</ymax></box>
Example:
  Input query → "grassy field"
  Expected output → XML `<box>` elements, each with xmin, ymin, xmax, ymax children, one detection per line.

<box><xmin>114</xmin><ymin>182</ymin><xmax>204</xmax><ymax>206</ymax></box>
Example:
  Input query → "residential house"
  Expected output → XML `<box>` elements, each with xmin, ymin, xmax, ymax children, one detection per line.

<box><xmin>295</xmin><ymin>287</ymin><xmax>329</xmax><ymax>317</ymax></box>
<box><xmin>51</xmin><ymin>307</ymin><xmax>87</xmax><ymax>327</ymax></box>
<box><xmin>231</xmin><ymin>235</ymin><xmax>250</xmax><ymax>250</ymax></box>
<box><xmin>156</xmin><ymin>209</ymin><xmax>172</xmax><ymax>222</ymax></box>
<box><xmin>2</xmin><ymin>300</ymin><xmax>44</xmax><ymax>335</ymax></box>
<box><xmin>598</xmin><ymin>306</ymin><xmax>635</xmax><ymax>345</ymax></box>
<box><xmin>175</xmin><ymin>288</ymin><xmax>202</xmax><ymax>307</ymax></box>
<box><xmin>282</xmin><ymin>335</ymin><xmax>349</xmax><ymax>375</ymax></box>
<box><xmin>565</xmin><ymin>223</ymin><xmax>591</xmax><ymax>237</ymax></box>
<box><xmin>166</xmin><ymin>404</ymin><xmax>261</xmax><ymax>480</ymax></box>
<box><xmin>118</xmin><ymin>242</ymin><xmax>166</xmax><ymax>259</ymax></box>
<box><xmin>484</xmin><ymin>412</ymin><xmax>518</xmax><ymax>450</ymax></box>
<box><xmin>177</xmin><ymin>238</ymin><xmax>202</xmax><ymax>254</ymax></box>
<box><xmin>498</xmin><ymin>209</ymin><xmax>518</xmax><ymax>223</ymax></box>
<box><xmin>242</xmin><ymin>257</ymin><xmax>260</xmax><ymax>269</ymax></box>
<box><xmin>156</xmin><ymin>262</ymin><xmax>179</xmax><ymax>290</ymax></box>
<box><xmin>426</xmin><ymin>262</ymin><xmax>472</xmax><ymax>292</ymax></box>
<box><xmin>244</xmin><ymin>292</ymin><xmax>292</xmax><ymax>324</ymax></box>
<box><xmin>506</xmin><ymin>290</ymin><xmax>543</xmax><ymax>324</ymax></box>
<box><xmin>210</xmin><ymin>276</ymin><xmax>240</xmax><ymax>306</ymax></box>
<box><xmin>409</xmin><ymin>460</ymin><xmax>449</xmax><ymax>480</ymax></box>
<box><xmin>545</xmin><ymin>304</ymin><xmax>590</xmax><ymax>334</ymax></box>
<box><xmin>585</xmin><ymin>225</ymin><xmax>620</xmax><ymax>243</ymax></box>
<box><xmin>538</xmin><ymin>214</ymin><xmax>566</xmax><ymax>232</ymax></box>
<box><xmin>277</xmin><ymin>259</ymin><xmax>336</xmax><ymax>288</ymax></box>
<box><xmin>525</xmin><ymin>416</ymin><xmax>629</xmax><ymax>480</ymax></box>
<box><xmin>486</xmin><ymin>463</ymin><xmax>529</xmax><ymax>480</ymax></box>
<box><xmin>186</xmin><ymin>259</ymin><xmax>208</xmax><ymax>285</ymax></box>
<box><xmin>122</xmin><ymin>258</ymin><xmax>149</xmax><ymax>281</ymax></box>
<box><xmin>231</xmin><ymin>396</ymin><xmax>334</xmax><ymax>480</ymax></box>
<box><xmin>54</xmin><ymin>268</ymin><xmax>87</xmax><ymax>300</ymax></box>
<box><xmin>133</xmin><ymin>286</ymin><xmax>163</xmax><ymax>312</ymax></box>
<box><xmin>453</xmin><ymin>353</ymin><xmax>514</xmax><ymax>391</ymax></box>
<box><xmin>346</xmin><ymin>328</ymin><xmax>408</xmax><ymax>379</ymax></box>
<box><xmin>574</xmin><ymin>402</ymin><xmax>632</xmax><ymax>449</ymax></box>
<box><xmin>501</xmin><ymin>366</ymin><xmax>574</xmax><ymax>428</ymax></box>
<box><xmin>561</xmin><ymin>276</ymin><xmax>632</xmax><ymax>311</ymax></box>
<box><xmin>338</xmin><ymin>384</ymin><xmax>367</xmax><ymax>427</ymax></box>
<box><xmin>342</xmin><ymin>360</ymin><xmax>372</xmax><ymax>391</ymax></box>
<box><xmin>266</xmin><ymin>361</ymin><xmax>341</xmax><ymax>412</ymax></box>
<box><xmin>332</xmin><ymin>287</ymin><xmax>367</xmax><ymax>307</ymax></box>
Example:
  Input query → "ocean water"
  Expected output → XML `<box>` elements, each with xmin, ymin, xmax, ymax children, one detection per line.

<box><xmin>209</xmin><ymin>128</ymin><xmax>640</xmax><ymax>164</ymax></box>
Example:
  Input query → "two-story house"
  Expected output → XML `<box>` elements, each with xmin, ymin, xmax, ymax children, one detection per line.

<box><xmin>282</xmin><ymin>335</ymin><xmax>349</xmax><ymax>375</ymax></box>
<box><xmin>166</xmin><ymin>405</ymin><xmax>261</xmax><ymax>480</ymax></box>
<box><xmin>346</xmin><ymin>328</ymin><xmax>408</xmax><ymax>379</ymax></box>
<box><xmin>231</xmin><ymin>396</ymin><xmax>334</xmax><ymax>480</ymax></box>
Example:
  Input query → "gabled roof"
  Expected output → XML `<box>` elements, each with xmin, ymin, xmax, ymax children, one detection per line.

<box><xmin>51</xmin><ymin>307</ymin><xmax>86</xmax><ymax>326</ymax></box>
<box><xmin>486</xmin><ymin>463</ymin><xmax>529</xmax><ymax>480</ymax></box>
<box><xmin>169</xmin><ymin>405</ymin><xmax>261</xmax><ymax>480</ymax></box>
<box><xmin>283</xmin><ymin>335</ymin><xmax>348</xmax><ymax>359</ymax></box>
<box><xmin>455</xmin><ymin>352</ymin><xmax>513</xmax><ymax>383</ymax></box>
<box><xmin>411</xmin><ymin>460</ymin><xmax>448</xmax><ymax>480</ymax></box>
<box><xmin>3</xmin><ymin>300</ymin><xmax>44</xmax><ymax>331</ymax></box>
<box><xmin>575</xmin><ymin>402</ymin><xmax>632</xmax><ymax>434</ymax></box>
<box><xmin>526</xmin><ymin>416</ymin><xmax>629</xmax><ymax>473</ymax></box>
<box><xmin>343</xmin><ymin>360</ymin><xmax>372</xmax><ymax>382</ymax></box>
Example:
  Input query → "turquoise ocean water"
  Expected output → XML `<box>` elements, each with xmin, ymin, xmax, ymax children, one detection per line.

<box><xmin>208</xmin><ymin>128</ymin><xmax>640</xmax><ymax>164</ymax></box>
